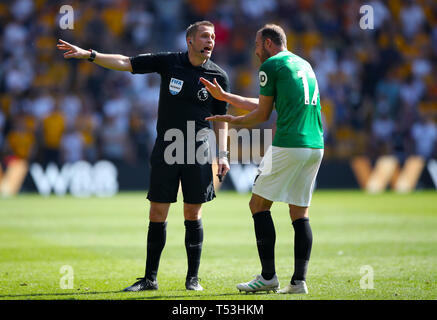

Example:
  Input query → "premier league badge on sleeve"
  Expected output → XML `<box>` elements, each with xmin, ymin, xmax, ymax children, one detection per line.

<box><xmin>169</xmin><ymin>78</ymin><xmax>184</xmax><ymax>95</ymax></box>
<box><xmin>259</xmin><ymin>71</ymin><xmax>267</xmax><ymax>87</ymax></box>
<box><xmin>197</xmin><ymin>87</ymin><xmax>209</xmax><ymax>101</ymax></box>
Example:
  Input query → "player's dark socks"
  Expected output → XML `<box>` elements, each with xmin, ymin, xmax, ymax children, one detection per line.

<box><xmin>145</xmin><ymin>221</ymin><xmax>167</xmax><ymax>281</ymax></box>
<box><xmin>291</xmin><ymin>217</ymin><xmax>312</xmax><ymax>284</ymax></box>
<box><xmin>252</xmin><ymin>211</ymin><xmax>276</xmax><ymax>280</ymax></box>
<box><xmin>184</xmin><ymin>218</ymin><xmax>204</xmax><ymax>279</ymax></box>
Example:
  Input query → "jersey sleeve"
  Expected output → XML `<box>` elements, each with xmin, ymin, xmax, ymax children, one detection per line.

<box><xmin>129</xmin><ymin>52</ymin><xmax>172</xmax><ymax>74</ymax></box>
<box><xmin>211</xmin><ymin>73</ymin><xmax>230</xmax><ymax>115</ymax></box>
<box><xmin>259</xmin><ymin>60</ymin><xmax>276</xmax><ymax>96</ymax></box>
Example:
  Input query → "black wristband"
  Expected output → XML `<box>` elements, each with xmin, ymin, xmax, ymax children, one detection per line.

<box><xmin>88</xmin><ymin>49</ymin><xmax>96</xmax><ymax>62</ymax></box>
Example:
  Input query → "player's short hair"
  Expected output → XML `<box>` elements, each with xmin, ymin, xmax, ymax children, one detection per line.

<box><xmin>257</xmin><ymin>24</ymin><xmax>287</xmax><ymax>47</ymax></box>
<box><xmin>186</xmin><ymin>21</ymin><xmax>215</xmax><ymax>39</ymax></box>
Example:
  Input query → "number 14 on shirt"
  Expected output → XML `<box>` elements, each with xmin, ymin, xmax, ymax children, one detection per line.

<box><xmin>297</xmin><ymin>69</ymin><xmax>319</xmax><ymax>106</ymax></box>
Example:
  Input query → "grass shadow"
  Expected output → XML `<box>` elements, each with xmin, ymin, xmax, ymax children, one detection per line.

<box><xmin>0</xmin><ymin>290</ymin><xmax>121</xmax><ymax>299</ymax></box>
<box><xmin>0</xmin><ymin>290</ymin><xmax>275</xmax><ymax>300</ymax></box>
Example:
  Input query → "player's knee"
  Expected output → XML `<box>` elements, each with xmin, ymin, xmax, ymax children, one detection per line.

<box><xmin>289</xmin><ymin>204</ymin><xmax>309</xmax><ymax>221</ymax></box>
<box><xmin>249</xmin><ymin>198</ymin><xmax>265</xmax><ymax>214</ymax></box>
<box><xmin>249</xmin><ymin>199</ymin><xmax>256</xmax><ymax>213</ymax></box>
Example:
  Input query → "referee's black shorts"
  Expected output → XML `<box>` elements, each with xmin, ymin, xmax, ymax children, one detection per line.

<box><xmin>147</xmin><ymin>144</ymin><xmax>215</xmax><ymax>204</ymax></box>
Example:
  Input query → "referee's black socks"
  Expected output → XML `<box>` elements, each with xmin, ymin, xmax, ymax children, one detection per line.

<box><xmin>145</xmin><ymin>221</ymin><xmax>167</xmax><ymax>282</ymax></box>
<box><xmin>184</xmin><ymin>218</ymin><xmax>204</xmax><ymax>280</ymax></box>
<box><xmin>291</xmin><ymin>217</ymin><xmax>313</xmax><ymax>284</ymax></box>
<box><xmin>252</xmin><ymin>211</ymin><xmax>276</xmax><ymax>280</ymax></box>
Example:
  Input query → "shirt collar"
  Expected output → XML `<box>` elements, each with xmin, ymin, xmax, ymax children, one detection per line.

<box><xmin>183</xmin><ymin>51</ymin><xmax>211</xmax><ymax>70</ymax></box>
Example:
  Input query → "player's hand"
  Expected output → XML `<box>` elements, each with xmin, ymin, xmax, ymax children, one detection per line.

<box><xmin>205</xmin><ymin>114</ymin><xmax>239</xmax><ymax>123</ymax></box>
<box><xmin>57</xmin><ymin>39</ymin><xmax>90</xmax><ymax>59</ymax></box>
<box><xmin>217</xmin><ymin>157</ymin><xmax>230</xmax><ymax>181</ymax></box>
<box><xmin>200</xmin><ymin>77</ymin><xmax>226</xmax><ymax>101</ymax></box>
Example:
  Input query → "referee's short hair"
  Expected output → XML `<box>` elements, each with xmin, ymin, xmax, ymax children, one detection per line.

<box><xmin>186</xmin><ymin>21</ymin><xmax>215</xmax><ymax>39</ymax></box>
<box><xmin>257</xmin><ymin>24</ymin><xmax>287</xmax><ymax>47</ymax></box>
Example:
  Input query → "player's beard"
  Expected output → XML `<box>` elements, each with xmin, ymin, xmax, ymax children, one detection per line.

<box><xmin>260</xmin><ymin>43</ymin><xmax>271</xmax><ymax>63</ymax></box>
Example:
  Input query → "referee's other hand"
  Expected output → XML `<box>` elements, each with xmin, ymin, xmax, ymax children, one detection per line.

<box><xmin>217</xmin><ymin>157</ymin><xmax>230</xmax><ymax>181</ymax></box>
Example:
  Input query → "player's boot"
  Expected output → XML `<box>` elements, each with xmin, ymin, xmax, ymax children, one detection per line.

<box><xmin>185</xmin><ymin>277</ymin><xmax>203</xmax><ymax>291</ymax></box>
<box><xmin>122</xmin><ymin>277</ymin><xmax>158</xmax><ymax>292</ymax></box>
<box><xmin>236</xmin><ymin>274</ymin><xmax>279</xmax><ymax>293</ymax></box>
<box><xmin>277</xmin><ymin>280</ymin><xmax>308</xmax><ymax>294</ymax></box>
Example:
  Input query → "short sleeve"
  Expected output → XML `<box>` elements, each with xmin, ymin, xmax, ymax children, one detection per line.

<box><xmin>259</xmin><ymin>60</ymin><xmax>276</xmax><ymax>96</ymax></box>
<box><xmin>129</xmin><ymin>52</ymin><xmax>172</xmax><ymax>74</ymax></box>
<box><xmin>212</xmin><ymin>73</ymin><xmax>230</xmax><ymax>115</ymax></box>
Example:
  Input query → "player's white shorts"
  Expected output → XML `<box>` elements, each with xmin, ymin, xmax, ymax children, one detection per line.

<box><xmin>252</xmin><ymin>146</ymin><xmax>323</xmax><ymax>207</ymax></box>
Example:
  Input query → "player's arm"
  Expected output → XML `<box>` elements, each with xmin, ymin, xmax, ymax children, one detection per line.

<box><xmin>57</xmin><ymin>39</ymin><xmax>133</xmax><ymax>72</ymax></box>
<box><xmin>200</xmin><ymin>77</ymin><xmax>258</xmax><ymax>112</ymax></box>
<box><xmin>206</xmin><ymin>95</ymin><xmax>274</xmax><ymax>126</ymax></box>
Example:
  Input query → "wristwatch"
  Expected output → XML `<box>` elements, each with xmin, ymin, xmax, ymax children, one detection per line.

<box><xmin>88</xmin><ymin>49</ymin><xmax>96</xmax><ymax>62</ymax></box>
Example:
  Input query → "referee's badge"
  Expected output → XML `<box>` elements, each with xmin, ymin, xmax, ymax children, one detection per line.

<box><xmin>259</xmin><ymin>71</ymin><xmax>267</xmax><ymax>87</ymax></box>
<box><xmin>197</xmin><ymin>88</ymin><xmax>209</xmax><ymax>101</ymax></box>
<box><xmin>169</xmin><ymin>78</ymin><xmax>184</xmax><ymax>95</ymax></box>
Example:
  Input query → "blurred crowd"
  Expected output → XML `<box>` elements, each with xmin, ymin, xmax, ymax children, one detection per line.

<box><xmin>1</xmin><ymin>0</ymin><xmax>437</xmax><ymax>168</ymax></box>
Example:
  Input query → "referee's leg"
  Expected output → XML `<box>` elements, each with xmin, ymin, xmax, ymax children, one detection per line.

<box><xmin>149</xmin><ymin>201</ymin><xmax>170</xmax><ymax>222</ymax></box>
<box><xmin>179</xmin><ymin>161</ymin><xmax>212</xmax><ymax>290</ymax></box>
<box><xmin>144</xmin><ymin>201</ymin><xmax>170</xmax><ymax>282</ymax></box>
<box><xmin>183</xmin><ymin>203</ymin><xmax>204</xmax><ymax>290</ymax></box>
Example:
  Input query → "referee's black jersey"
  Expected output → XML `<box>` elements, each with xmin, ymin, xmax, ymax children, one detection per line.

<box><xmin>130</xmin><ymin>52</ymin><xmax>229</xmax><ymax>139</ymax></box>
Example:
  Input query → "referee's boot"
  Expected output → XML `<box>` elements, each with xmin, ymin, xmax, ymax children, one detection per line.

<box><xmin>123</xmin><ymin>277</ymin><xmax>158</xmax><ymax>292</ymax></box>
<box><xmin>185</xmin><ymin>277</ymin><xmax>203</xmax><ymax>291</ymax></box>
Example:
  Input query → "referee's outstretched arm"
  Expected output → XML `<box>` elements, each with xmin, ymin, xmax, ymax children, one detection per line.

<box><xmin>57</xmin><ymin>39</ymin><xmax>133</xmax><ymax>72</ymax></box>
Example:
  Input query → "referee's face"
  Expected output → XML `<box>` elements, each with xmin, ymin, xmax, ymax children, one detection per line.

<box><xmin>189</xmin><ymin>25</ymin><xmax>215</xmax><ymax>59</ymax></box>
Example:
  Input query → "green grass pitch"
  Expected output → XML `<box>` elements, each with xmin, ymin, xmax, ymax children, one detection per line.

<box><xmin>0</xmin><ymin>190</ymin><xmax>436</xmax><ymax>300</ymax></box>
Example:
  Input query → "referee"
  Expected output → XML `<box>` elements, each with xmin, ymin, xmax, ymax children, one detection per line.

<box><xmin>57</xmin><ymin>21</ymin><xmax>230</xmax><ymax>291</ymax></box>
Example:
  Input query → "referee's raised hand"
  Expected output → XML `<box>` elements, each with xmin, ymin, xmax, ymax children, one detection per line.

<box><xmin>57</xmin><ymin>40</ymin><xmax>132</xmax><ymax>71</ymax></box>
<box><xmin>57</xmin><ymin>39</ymin><xmax>90</xmax><ymax>59</ymax></box>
